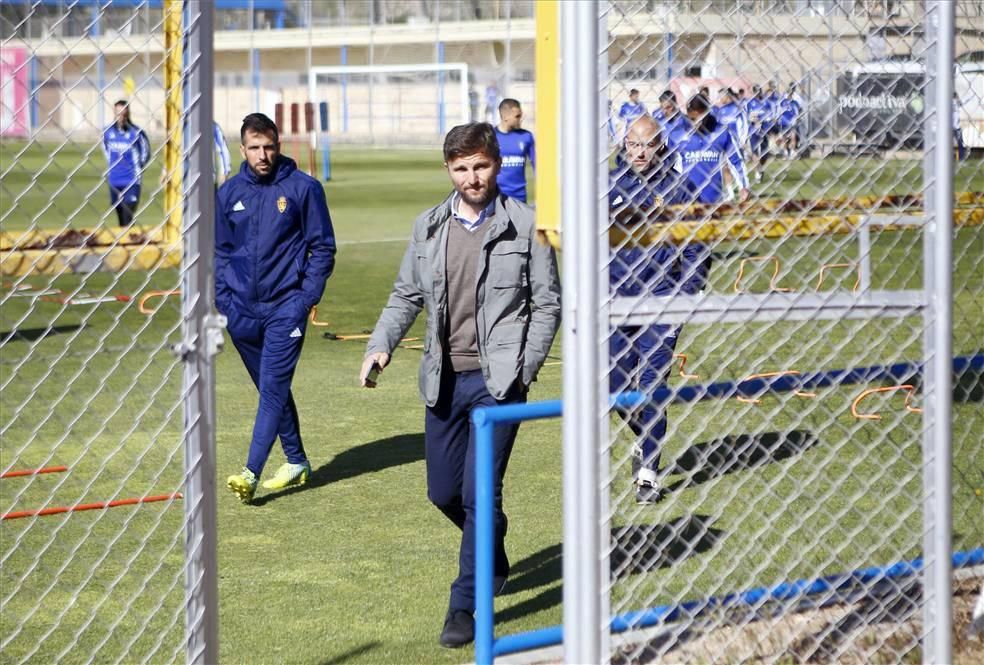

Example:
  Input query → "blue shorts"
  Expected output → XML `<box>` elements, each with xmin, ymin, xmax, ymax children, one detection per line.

<box><xmin>109</xmin><ymin>183</ymin><xmax>141</xmax><ymax>208</ymax></box>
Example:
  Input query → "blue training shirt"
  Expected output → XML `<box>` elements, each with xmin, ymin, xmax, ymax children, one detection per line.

<box><xmin>102</xmin><ymin>122</ymin><xmax>150</xmax><ymax>189</ymax></box>
<box><xmin>652</xmin><ymin>109</ymin><xmax>690</xmax><ymax>144</ymax></box>
<box><xmin>745</xmin><ymin>97</ymin><xmax>773</xmax><ymax>137</ymax></box>
<box><xmin>618</xmin><ymin>101</ymin><xmax>648</xmax><ymax>127</ymax></box>
<box><xmin>778</xmin><ymin>95</ymin><xmax>802</xmax><ymax>129</ymax></box>
<box><xmin>494</xmin><ymin>127</ymin><xmax>535</xmax><ymax>202</ymax></box>
<box><xmin>714</xmin><ymin>101</ymin><xmax>749</xmax><ymax>146</ymax></box>
<box><xmin>670</xmin><ymin>116</ymin><xmax>749</xmax><ymax>204</ymax></box>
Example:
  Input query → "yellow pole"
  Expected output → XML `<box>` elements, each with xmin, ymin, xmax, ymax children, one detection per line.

<box><xmin>163</xmin><ymin>0</ymin><xmax>182</xmax><ymax>260</ymax></box>
<box><xmin>535</xmin><ymin>0</ymin><xmax>560</xmax><ymax>245</ymax></box>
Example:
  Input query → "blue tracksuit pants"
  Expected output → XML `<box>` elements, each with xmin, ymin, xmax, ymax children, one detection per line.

<box><xmin>108</xmin><ymin>183</ymin><xmax>140</xmax><ymax>226</ymax></box>
<box><xmin>225</xmin><ymin>300</ymin><xmax>309</xmax><ymax>477</ymax></box>
<box><xmin>609</xmin><ymin>324</ymin><xmax>679</xmax><ymax>472</ymax></box>
<box><xmin>424</xmin><ymin>369</ymin><xmax>526</xmax><ymax>614</ymax></box>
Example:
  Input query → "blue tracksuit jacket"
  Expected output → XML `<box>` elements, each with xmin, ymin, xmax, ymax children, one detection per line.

<box><xmin>215</xmin><ymin>156</ymin><xmax>337</xmax><ymax>314</ymax></box>
<box><xmin>608</xmin><ymin>157</ymin><xmax>707</xmax><ymax>297</ymax></box>
<box><xmin>608</xmin><ymin>157</ymin><xmax>706</xmax><ymax>474</ymax></box>
<box><xmin>494</xmin><ymin>127</ymin><xmax>536</xmax><ymax>202</ymax></box>
<box><xmin>102</xmin><ymin>122</ymin><xmax>150</xmax><ymax>188</ymax></box>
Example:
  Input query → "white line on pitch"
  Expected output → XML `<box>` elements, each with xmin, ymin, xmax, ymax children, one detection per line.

<box><xmin>336</xmin><ymin>237</ymin><xmax>407</xmax><ymax>246</ymax></box>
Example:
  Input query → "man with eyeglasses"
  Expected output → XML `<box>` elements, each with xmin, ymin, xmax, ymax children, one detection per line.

<box><xmin>608</xmin><ymin>115</ymin><xmax>705</xmax><ymax>503</ymax></box>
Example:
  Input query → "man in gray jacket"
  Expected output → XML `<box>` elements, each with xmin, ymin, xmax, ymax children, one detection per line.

<box><xmin>360</xmin><ymin>122</ymin><xmax>561</xmax><ymax>649</ymax></box>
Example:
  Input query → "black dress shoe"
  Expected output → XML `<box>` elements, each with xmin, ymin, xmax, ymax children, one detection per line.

<box><xmin>493</xmin><ymin>574</ymin><xmax>508</xmax><ymax>597</ymax></box>
<box><xmin>439</xmin><ymin>609</ymin><xmax>474</xmax><ymax>649</ymax></box>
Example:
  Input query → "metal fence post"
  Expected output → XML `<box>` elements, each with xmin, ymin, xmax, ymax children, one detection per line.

<box><xmin>182</xmin><ymin>2</ymin><xmax>219</xmax><ymax>663</ymax></box>
<box><xmin>561</xmin><ymin>1</ymin><xmax>603</xmax><ymax>663</ymax></box>
<box><xmin>921</xmin><ymin>3</ymin><xmax>954</xmax><ymax>663</ymax></box>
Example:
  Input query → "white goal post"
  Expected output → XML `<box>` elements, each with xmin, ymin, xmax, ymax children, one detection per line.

<box><xmin>308</xmin><ymin>63</ymin><xmax>470</xmax><ymax>139</ymax></box>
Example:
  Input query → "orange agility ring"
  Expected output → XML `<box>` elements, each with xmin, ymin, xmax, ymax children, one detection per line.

<box><xmin>733</xmin><ymin>256</ymin><xmax>792</xmax><ymax>294</ymax></box>
<box><xmin>815</xmin><ymin>262</ymin><xmax>861</xmax><ymax>292</ymax></box>
<box><xmin>736</xmin><ymin>370</ymin><xmax>817</xmax><ymax>404</ymax></box>
<box><xmin>851</xmin><ymin>385</ymin><xmax>922</xmax><ymax>420</ymax></box>
<box><xmin>673</xmin><ymin>353</ymin><xmax>699</xmax><ymax>379</ymax></box>
<box><xmin>138</xmin><ymin>290</ymin><xmax>180</xmax><ymax>314</ymax></box>
<box><xmin>309</xmin><ymin>305</ymin><xmax>332</xmax><ymax>327</ymax></box>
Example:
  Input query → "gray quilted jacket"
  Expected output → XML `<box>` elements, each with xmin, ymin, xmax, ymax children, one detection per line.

<box><xmin>366</xmin><ymin>192</ymin><xmax>561</xmax><ymax>406</ymax></box>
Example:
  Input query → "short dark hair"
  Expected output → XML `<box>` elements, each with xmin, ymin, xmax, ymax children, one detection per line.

<box><xmin>658</xmin><ymin>90</ymin><xmax>676</xmax><ymax>104</ymax></box>
<box><xmin>114</xmin><ymin>99</ymin><xmax>128</xmax><ymax>108</ymax></box>
<box><xmin>241</xmin><ymin>112</ymin><xmax>279</xmax><ymax>144</ymax></box>
<box><xmin>687</xmin><ymin>93</ymin><xmax>711</xmax><ymax>115</ymax></box>
<box><xmin>443</xmin><ymin>122</ymin><xmax>500</xmax><ymax>163</ymax></box>
<box><xmin>629</xmin><ymin>88</ymin><xmax>640</xmax><ymax>96</ymax></box>
<box><xmin>498</xmin><ymin>98</ymin><xmax>521</xmax><ymax>113</ymax></box>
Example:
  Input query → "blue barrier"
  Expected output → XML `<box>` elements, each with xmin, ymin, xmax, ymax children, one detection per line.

<box><xmin>470</xmin><ymin>354</ymin><xmax>983</xmax><ymax>663</ymax></box>
<box><xmin>485</xmin><ymin>548</ymin><xmax>984</xmax><ymax>660</ymax></box>
<box><xmin>472</xmin><ymin>392</ymin><xmax>645</xmax><ymax>665</ymax></box>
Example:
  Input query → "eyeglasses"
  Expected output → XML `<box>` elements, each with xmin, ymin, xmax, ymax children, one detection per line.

<box><xmin>624</xmin><ymin>139</ymin><xmax>662</xmax><ymax>150</ymax></box>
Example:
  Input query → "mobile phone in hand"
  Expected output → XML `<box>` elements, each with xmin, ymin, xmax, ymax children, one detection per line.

<box><xmin>366</xmin><ymin>361</ymin><xmax>382</xmax><ymax>385</ymax></box>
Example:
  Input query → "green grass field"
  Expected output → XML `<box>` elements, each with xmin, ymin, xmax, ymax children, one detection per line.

<box><xmin>1</xmin><ymin>143</ymin><xmax>982</xmax><ymax>663</ymax></box>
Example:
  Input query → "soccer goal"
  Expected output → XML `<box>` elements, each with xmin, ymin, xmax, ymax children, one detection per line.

<box><xmin>307</xmin><ymin>63</ymin><xmax>470</xmax><ymax>142</ymax></box>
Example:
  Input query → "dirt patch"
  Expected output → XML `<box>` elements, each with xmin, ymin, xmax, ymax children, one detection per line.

<box><xmin>598</xmin><ymin>577</ymin><xmax>984</xmax><ymax>663</ymax></box>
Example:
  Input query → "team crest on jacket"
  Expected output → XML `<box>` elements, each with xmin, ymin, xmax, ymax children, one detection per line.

<box><xmin>653</xmin><ymin>193</ymin><xmax>664</xmax><ymax>208</ymax></box>
<box><xmin>277</xmin><ymin>196</ymin><xmax>287</xmax><ymax>214</ymax></box>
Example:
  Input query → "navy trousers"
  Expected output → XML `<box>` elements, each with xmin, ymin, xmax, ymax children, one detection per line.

<box><xmin>424</xmin><ymin>369</ymin><xmax>526</xmax><ymax>613</ymax></box>
<box><xmin>609</xmin><ymin>324</ymin><xmax>679</xmax><ymax>472</ymax></box>
<box><xmin>225</xmin><ymin>300</ymin><xmax>309</xmax><ymax>477</ymax></box>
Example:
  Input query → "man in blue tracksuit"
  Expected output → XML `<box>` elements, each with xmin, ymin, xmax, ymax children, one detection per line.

<box><xmin>671</xmin><ymin>94</ymin><xmax>750</xmax><ymax>204</ymax></box>
<box><xmin>494</xmin><ymin>98</ymin><xmax>536</xmax><ymax>202</ymax></box>
<box><xmin>216</xmin><ymin>113</ymin><xmax>337</xmax><ymax>504</ymax></box>
<box><xmin>102</xmin><ymin>100</ymin><xmax>150</xmax><ymax>226</ymax></box>
<box><xmin>745</xmin><ymin>85</ymin><xmax>773</xmax><ymax>183</ymax></box>
<box><xmin>609</xmin><ymin>115</ymin><xmax>707</xmax><ymax>503</ymax></box>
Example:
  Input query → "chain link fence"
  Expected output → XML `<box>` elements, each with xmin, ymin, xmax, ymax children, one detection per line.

<box><xmin>1</xmin><ymin>1</ymin><xmax>217</xmax><ymax>663</ymax></box>
<box><xmin>564</xmin><ymin>0</ymin><xmax>984</xmax><ymax>662</ymax></box>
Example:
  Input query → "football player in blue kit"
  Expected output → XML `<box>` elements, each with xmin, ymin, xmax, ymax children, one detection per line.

<box><xmin>653</xmin><ymin>90</ymin><xmax>689</xmax><ymax>143</ymax></box>
<box><xmin>493</xmin><ymin>99</ymin><xmax>536</xmax><ymax>203</ymax></box>
<box><xmin>745</xmin><ymin>85</ymin><xmax>774</xmax><ymax>183</ymax></box>
<box><xmin>101</xmin><ymin>100</ymin><xmax>150</xmax><ymax>226</ymax></box>
<box><xmin>671</xmin><ymin>94</ymin><xmax>750</xmax><ymax>204</ymax></box>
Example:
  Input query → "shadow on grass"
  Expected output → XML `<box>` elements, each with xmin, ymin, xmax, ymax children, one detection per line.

<box><xmin>954</xmin><ymin>357</ymin><xmax>984</xmax><ymax>403</ymax></box>
<box><xmin>318</xmin><ymin>641</ymin><xmax>382</xmax><ymax>665</ymax></box>
<box><xmin>665</xmin><ymin>430</ymin><xmax>819</xmax><ymax>492</ymax></box>
<box><xmin>495</xmin><ymin>514</ymin><xmax>721</xmax><ymax>625</ymax></box>
<box><xmin>251</xmin><ymin>433</ymin><xmax>425</xmax><ymax>506</ymax></box>
<box><xmin>0</xmin><ymin>324</ymin><xmax>83</xmax><ymax>343</ymax></box>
